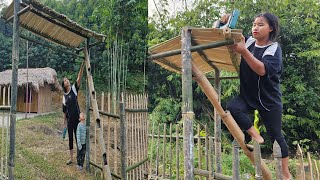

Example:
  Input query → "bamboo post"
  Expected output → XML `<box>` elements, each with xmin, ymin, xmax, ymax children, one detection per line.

<box><xmin>139</xmin><ymin>95</ymin><xmax>143</xmax><ymax>178</ymax></box>
<box><xmin>1</xmin><ymin>111</ymin><xmax>5</xmax><ymax>176</ymax></box>
<box><xmin>214</xmin><ymin>68</ymin><xmax>222</xmax><ymax>173</ymax></box>
<box><xmin>7</xmin><ymin>86</ymin><xmax>10</xmax><ymax>106</ymax></box>
<box><xmin>120</xmin><ymin>97</ymin><xmax>126</xmax><ymax>180</ymax></box>
<box><xmin>197</xmin><ymin>124</ymin><xmax>202</xmax><ymax>171</ymax></box>
<box><xmin>9</xmin><ymin>0</ymin><xmax>20</xmax><ymax>178</ymax></box>
<box><xmin>232</xmin><ymin>139</ymin><xmax>240</xmax><ymax>180</ymax></box>
<box><xmin>296</xmin><ymin>144</ymin><xmax>305</xmax><ymax>180</ymax></box>
<box><xmin>84</xmin><ymin>45</ymin><xmax>112</xmax><ymax>179</ymax></box>
<box><xmin>181</xmin><ymin>26</ymin><xmax>194</xmax><ymax>179</ymax></box>
<box><xmin>150</xmin><ymin>121</ymin><xmax>155</xmax><ymax>175</ymax></box>
<box><xmin>307</xmin><ymin>152</ymin><xmax>314</xmax><ymax>180</ymax></box>
<box><xmin>163</xmin><ymin>123</ymin><xmax>167</xmax><ymax>177</ymax></box>
<box><xmin>114</xmin><ymin>100</ymin><xmax>118</xmax><ymax>174</ymax></box>
<box><xmin>254</xmin><ymin>140</ymin><xmax>263</xmax><ymax>180</ymax></box>
<box><xmin>313</xmin><ymin>159</ymin><xmax>319</xmax><ymax>180</ymax></box>
<box><xmin>191</xmin><ymin>62</ymin><xmax>272</xmax><ymax>179</ymax></box>
<box><xmin>107</xmin><ymin>92</ymin><xmax>111</xmax><ymax>163</ymax></box>
<box><xmin>156</xmin><ymin>123</ymin><xmax>160</xmax><ymax>175</ymax></box>
<box><xmin>169</xmin><ymin>123</ymin><xmax>173</xmax><ymax>178</ymax></box>
<box><xmin>0</xmin><ymin>86</ymin><xmax>2</xmax><ymax>105</ymax></box>
<box><xmin>2</xmin><ymin>86</ymin><xmax>5</xmax><ymax>105</ymax></box>
<box><xmin>209</xmin><ymin>137</ymin><xmax>213</xmax><ymax>179</ymax></box>
<box><xmin>273</xmin><ymin>141</ymin><xmax>283</xmax><ymax>179</ymax></box>
<box><xmin>205</xmin><ymin>124</ymin><xmax>209</xmax><ymax>180</ymax></box>
<box><xmin>176</xmin><ymin>125</ymin><xmax>180</xmax><ymax>180</ymax></box>
<box><xmin>85</xmin><ymin>78</ymin><xmax>91</xmax><ymax>171</ymax></box>
<box><xmin>131</xmin><ymin>95</ymin><xmax>135</xmax><ymax>179</ymax></box>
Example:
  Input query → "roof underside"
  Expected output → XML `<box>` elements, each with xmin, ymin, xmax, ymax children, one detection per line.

<box><xmin>149</xmin><ymin>28</ymin><xmax>243</xmax><ymax>74</ymax></box>
<box><xmin>3</xmin><ymin>0</ymin><xmax>105</xmax><ymax>48</ymax></box>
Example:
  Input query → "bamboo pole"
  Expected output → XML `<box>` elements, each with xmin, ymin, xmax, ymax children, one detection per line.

<box><xmin>7</xmin><ymin>86</ymin><xmax>10</xmax><ymax>106</ymax></box>
<box><xmin>197</xmin><ymin>124</ymin><xmax>202</xmax><ymax>171</ymax></box>
<box><xmin>214</xmin><ymin>68</ymin><xmax>222</xmax><ymax>173</ymax></box>
<box><xmin>205</xmin><ymin>124</ymin><xmax>209</xmax><ymax>180</ymax></box>
<box><xmin>138</xmin><ymin>95</ymin><xmax>142</xmax><ymax>178</ymax></box>
<box><xmin>176</xmin><ymin>125</ymin><xmax>180</xmax><ymax>180</ymax></box>
<box><xmin>9</xmin><ymin>0</ymin><xmax>20</xmax><ymax>177</ymax></box>
<box><xmin>130</xmin><ymin>95</ymin><xmax>135</xmax><ymax>179</ymax></box>
<box><xmin>273</xmin><ymin>141</ymin><xmax>282</xmax><ymax>179</ymax></box>
<box><xmin>85</xmin><ymin>78</ymin><xmax>91</xmax><ymax>171</ymax></box>
<box><xmin>150</xmin><ymin>121</ymin><xmax>155</xmax><ymax>176</ymax></box>
<box><xmin>181</xmin><ymin>27</ymin><xmax>194</xmax><ymax>179</ymax></box>
<box><xmin>194</xmin><ymin>169</ymin><xmax>232</xmax><ymax>179</ymax></box>
<box><xmin>144</xmin><ymin>94</ymin><xmax>149</xmax><ymax>175</ymax></box>
<box><xmin>156</xmin><ymin>123</ymin><xmax>160</xmax><ymax>175</ymax></box>
<box><xmin>191</xmin><ymin>62</ymin><xmax>272</xmax><ymax>179</ymax></box>
<box><xmin>296</xmin><ymin>144</ymin><xmax>305</xmax><ymax>180</ymax></box>
<box><xmin>313</xmin><ymin>159</ymin><xmax>319</xmax><ymax>180</ymax></box>
<box><xmin>119</xmin><ymin>97</ymin><xmax>126</xmax><ymax>180</ymax></box>
<box><xmin>209</xmin><ymin>137</ymin><xmax>213</xmax><ymax>179</ymax></box>
<box><xmin>2</xmin><ymin>86</ymin><xmax>5</xmax><ymax>105</ymax></box>
<box><xmin>1</xmin><ymin>111</ymin><xmax>5</xmax><ymax>176</ymax></box>
<box><xmin>163</xmin><ymin>123</ymin><xmax>167</xmax><ymax>177</ymax></box>
<box><xmin>254</xmin><ymin>140</ymin><xmax>263</xmax><ymax>180</ymax></box>
<box><xmin>84</xmin><ymin>45</ymin><xmax>111</xmax><ymax>179</ymax></box>
<box><xmin>114</xmin><ymin>103</ymin><xmax>118</xmax><ymax>174</ymax></box>
<box><xmin>101</xmin><ymin>92</ymin><xmax>105</xmax><ymax>135</ymax></box>
<box><xmin>107</xmin><ymin>92</ymin><xmax>111</xmax><ymax>166</ymax></box>
<box><xmin>232</xmin><ymin>139</ymin><xmax>240</xmax><ymax>180</ymax></box>
<box><xmin>169</xmin><ymin>123</ymin><xmax>173</xmax><ymax>178</ymax></box>
<box><xmin>307</xmin><ymin>152</ymin><xmax>314</xmax><ymax>180</ymax></box>
<box><xmin>0</xmin><ymin>86</ymin><xmax>2</xmax><ymax>106</ymax></box>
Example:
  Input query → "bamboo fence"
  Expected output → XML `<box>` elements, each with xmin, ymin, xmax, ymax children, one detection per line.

<box><xmin>0</xmin><ymin>106</ymin><xmax>10</xmax><ymax>179</ymax></box>
<box><xmin>91</xmin><ymin>92</ymin><xmax>148</xmax><ymax>179</ymax></box>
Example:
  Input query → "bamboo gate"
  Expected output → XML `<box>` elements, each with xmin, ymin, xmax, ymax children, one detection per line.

<box><xmin>89</xmin><ymin>92</ymin><xmax>149</xmax><ymax>179</ymax></box>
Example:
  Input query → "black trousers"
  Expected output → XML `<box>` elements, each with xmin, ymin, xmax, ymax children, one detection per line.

<box><xmin>226</xmin><ymin>96</ymin><xmax>289</xmax><ymax>158</ymax></box>
<box><xmin>77</xmin><ymin>143</ymin><xmax>86</xmax><ymax>167</ymax></box>
<box><xmin>67</xmin><ymin>120</ymin><xmax>79</xmax><ymax>150</ymax></box>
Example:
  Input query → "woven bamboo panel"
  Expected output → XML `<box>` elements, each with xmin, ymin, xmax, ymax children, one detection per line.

<box><xmin>150</xmin><ymin>28</ymin><xmax>243</xmax><ymax>74</ymax></box>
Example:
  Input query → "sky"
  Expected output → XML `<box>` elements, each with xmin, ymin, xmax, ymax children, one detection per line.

<box><xmin>148</xmin><ymin>0</ymin><xmax>195</xmax><ymax>18</ymax></box>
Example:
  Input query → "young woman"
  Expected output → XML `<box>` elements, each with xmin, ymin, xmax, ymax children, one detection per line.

<box><xmin>62</xmin><ymin>62</ymin><xmax>85</xmax><ymax>165</ymax></box>
<box><xmin>226</xmin><ymin>12</ymin><xmax>292</xmax><ymax>179</ymax></box>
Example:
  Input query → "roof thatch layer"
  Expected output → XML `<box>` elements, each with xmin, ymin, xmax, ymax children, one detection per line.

<box><xmin>0</xmin><ymin>67</ymin><xmax>61</xmax><ymax>92</ymax></box>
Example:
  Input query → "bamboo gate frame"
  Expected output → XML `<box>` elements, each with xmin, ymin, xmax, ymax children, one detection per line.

<box><xmin>1</xmin><ymin>0</ymin><xmax>114</xmax><ymax>178</ymax></box>
<box><xmin>89</xmin><ymin>93</ymin><xmax>149</xmax><ymax>179</ymax></box>
<box><xmin>148</xmin><ymin>27</ymin><xmax>275</xmax><ymax>179</ymax></box>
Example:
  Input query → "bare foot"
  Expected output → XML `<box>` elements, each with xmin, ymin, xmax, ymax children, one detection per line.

<box><xmin>283</xmin><ymin>174</ymin><xmax>292</xmax><ymax>180</ymax></box>
<box><xmin>247</xmin><ymin>127</ymin><xmax>264</xmax><ymax>144</ymax></box>
<box><xmin>251</xmin><ymin>135</ymin><xmax>264</xmax><ymax>144</ymax></box>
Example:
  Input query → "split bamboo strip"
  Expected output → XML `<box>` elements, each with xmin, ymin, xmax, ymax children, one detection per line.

<box><xmin>138</xmin><ymin>94</ymin><xmax>142</xmax><ymax>178</ymax></box>
<box><xmin>169</xmin><ymin>123</ymin><xmax>173</xmax><ymax>178</ymax></box>
<box><xmin>192</xmin><ymin>62</ymin><xmax>272</xmax><ymax>179</ymax></box>
<box><xmin>144</xmin><ymin>94</ymin><xmax>149</xmax><ymax>175</ymax></box>
<box><xmin>0</xmin><ymin>86</ymin><xmax>2</xmax><ymax>105</ymax></box>
<box><xmin>273</xmin><ymin>141</ymin><xmax>282</xmax><ymax>179</ymax></box>
<box><xmin>163</xmin><ymin>123</ymin><xmax>167</xmax><ymax>177</ymax></box>
<box><xmin>114</xmin><ymin>94</ymin><xmax>118</xmax><ymax>174</ymax></box>
<box><xmin>156</xmin><ymin>123</ymin><xmax>160</xmax><ymax>175</ymax></box>
<box><xmin>197</xmin><ymin>124</ymin><xmax>201</xmax><ymax>171</ymax></box>
<box><xmin>134</xmin><ymin>95</ymin><xmax>139</xmax><ymax>178</ymax></box>
<box><xmin>107</xmin><ymin>92</ymin><xmax>111</xmax><ymax>168</ymax></box>
<box><xmin>232</xmin><ymin>139</ymin><xmax>240</xmax><ymax>180</ymax></box>
<box><xmin>131</xmin><ymin>95</ymin><xmax>135</xmax><ymax>179</ymax></box>
<box><xmin>296</xmin><ymin>144</ymin><xmax>305</xmax><ymax>180</ymax></box>
<box><xmin>7</xmin><ymin>86</ymin><xmax>10</xmax><ymax>106</ymax></box>
<box><xmin>176</xmin><ymin>125</ymin><xmax>180</xmax><ymax>180</ymax></box>
<box><xmin>313</xmin><ymin>159</ymin><xmax>319</xmax><ymax>180</ymax></box>
<box><xmin>2</xmin><ymin>86</ymin><xmax>5</xmax><ymax>105</ymax></box>
<box><xmin>209</xmin><ymin>137</ymin><xmax>213</xmax><ymax>179</ymax></box>
<box><xmin>101</xmin><ymin>92</ymin><xmax>104</xmax><ymax>135</ymax></box>
<box><xmin>254</xmin><ymin>140</ymin><xmax>262</xmax><ymax>180</ymax></box>
<box><xmin>84</xmin><ymin>47</ymin><xmax>111</xmax><ymax>179</ymax></box>
<box><xmin>307</xmin><ymin>152</ymin><xmax>314</xmax><ymax>180</ymax></box>
<box><xmin>119</xmin><ymin>99</ymin><xmax>126</xmax><ymax>180</ymax></box>
<box><xmin>1</xmin><ymin>111</ymin><xmax>5</xmax><ymax>176</ymax></box>
<box><xmin>214</xmin><ymin>69</ymin><xmax>221</xmax><ymax>173</ymax></box>
<box><xmin>150</xmin><ymin>121</ymin><xmax>155</xmax><ymax>176</ymax></box>
<box><xmin>205</xmin><ymin>123</ymin><xmax>208</xmax><ymax>180</ymax></box>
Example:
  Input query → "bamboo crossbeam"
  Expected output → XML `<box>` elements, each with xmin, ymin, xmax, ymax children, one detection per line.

<box><xmin>148</xmin><ymin>134</ymin><xmax>214</xmax><ymax>140</ymax></box>
<box><xmin>126</xmin><ymin>157</ymin><xmax>149</xmax><ymax>172</ymax></box>
<box><xmin>207</xmin><ymin>76</ymin><xmax>239</xmax><ymax>80</ymax></box>
<box><xmin>89</xmin><ymin>108</ymin><xmax>120</xmax><ymax>119</ymax></box>
<box><xmin>0</xmin><ymin>106</ymin><xmax>10</xmax><ymax>110</ymax></box>
<box><xmin>191</xmin><ymin>62</ymin><xmax>272</xmax><ymax>179</ymax></box>
<box><xmin>89</xmin><ymin>161</ymin><xmax>121</xmax><ymax>179</ymax></box>
<box><xmin>125</xmin><ymin>108</ymin><xmax>148</xmax><ymax>112</ymax></box>
<box><xmin>149</xmin><ymin>39</ymin><xmax>234</xmax><ymax>60</ymax></box>
<box><xmin>194</xmin><ymin>168</ymin><xmax>232</xmax><ymax>180</ymax></box>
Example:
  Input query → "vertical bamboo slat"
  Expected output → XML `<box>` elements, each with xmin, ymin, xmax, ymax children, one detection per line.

<box><xmin>138</xmin><ymin>95</ymin><xmax>142</xmax><ymax>179</ymax></box>
<box><xmin>156</xmin><ymin>123</ymin><xmax>160</xmax><ymax>175</ymax></box>
<box><xmin>114</xmin><ymin>95</ymin><xmax>118</xmax><ymax>174</ymax></box>
<box><xmin>7</xmin><ymin>86</ymin><xmax>10</xmax><ymax>106</ymax></box>
<box><xmin>119</xmin><ymin>98</ymin><xmax>126</xmax><ymax>180</ymax></box>
<box><xmin>163</xmin><ymin>123</ymin><xmax>167</xmax><ymax>177</ymax></box>
<box><xmin>214</xmin><ymin>69</ymin><xmax>221</xmax><ymax>173</ymax></box>
<box><xmin>205</xmin><ymin>124</ymin><xmax>208</xmax><ymax>180</ymax></box>
<box><xmin>150</xmin><ymin>121</ymin><xmax>155</xmax><ymax>176</ymax></box>
<box><xmin>197</xmin><ymin>124</ymin><xmax>201</xmax><ymax>172</ymax></box>
<box><xmin>232</xmin><ymin>139</ymin><xmax>240</xmax><ymax>180</ymax></box>
<box><xmin>296</xmin><ymin>144</ymin><xmax>305</xmax><ymax>180</ymax></box>
<box><xmin>145</xmin><ymin>94</ymin><xmax>149</xmax><ymax>176</ymax></box>
<box><xmin>131</xmin><ymin>95</ymin><xmax>135</xmax><ymax>179</ymax></box>
<box><xmin>313</xmin><ymin>159</ymin><xmax>319</xmax><ymax>180</ymax></box>
<box><xmin>169</xmin><ymin>123</ymin><xmax>173</xmax><ymax>178</ymax></box>
<box><xmin>273</xmin><ymin>141</ymin><xmax>282</xmax><ymax>179</ymax></box>
<box><xmin>307</xmin><ymin>152</ymin><xmax>314</xmax><ymax>180</ymax></box>
<box><xmin>2</xmin><ymin>86</ymin><xmax>5</xmax><ymax>105</ymax></box>
<box><xmin>176</xmin><ymin>125</ymin><xmax>180</xmax><ymax>180</ymax></box>
<box><xmin>209</xmin><ymin>137</ymin><xmax>213</xmax><ymax>179</ymax></box>
<box><xmin>107</xmin><ymin>93</ymin><xmax>111</xmax><ymax>163</ymax></box>
<box><xmin>254</xmin><ymin>140</ymin><xmax>262</xmax><ymax>180</ymax></box>
<box><xmin>1</xmin><ymin>111</ymin><xmax>5</xmax><ymax>176</ymax></box>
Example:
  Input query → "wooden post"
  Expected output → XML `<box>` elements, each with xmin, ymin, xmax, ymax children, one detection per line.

<box><xmin>296</xmin><ymin>144</ymin><xmax>305</xmax><ymax>180</ymax></box>
<box><xmin>214</xmin><ymin>69</ymin><xmax>222</xmax><ymax>173</ymax></box>
<box><xmin>209</xmin><ymin>137</ymin><xmax>213</xmax><ymax>179</ymax></box>
<box><xmin>232</xmin><ymin>139</ymin><xmax>240</xmax><ymax>180</ymax></box>
<box><xmin>197</xmin><ymin>124</ymin><xmax>202</xmax><ymax>171</ymax></box>
<box><xmin>120</xmin><ymin>97</ymin><xmax>126</xmax><ymax>180</ymax></box>
<box><xmin>181</xmin><ymin>26</ymin><xmax>194</xmax><ymax>179</ymax></box>
<box><xmin>163</xmin><ymin>123</ymin><xmax>167</xmax><ymax>177</ymax></box>
<box><xmin>84</xmin><ymin>45</ymin><xmax>112</xmax><ymax>179</ymax></box>
<box><xmin>85</xmin><ymin>78</ymin><xmax>91</xmax><ymax>172</ymax></box>
<box><xmin>176</xmin><ymin>125</ymin><xmax>180</xmax><ymax>180</ymax></box>
<box><xmin>254</xmin><ymin>140</ymin><xmax>263</xmax><ymax>180</ymax></box>
<box><xmin>273</xmin><ymin>141</ymin><xmax>283</xmax><ymax>179</ymax></box>
<box><xmin>9</xmin><ymin>0</ymin><xmax>20</xmax><ymax>178</ymax></box>
<box><xmin>205</xmin><ymin>124</ymin><xmax>209</xmax><ymax>180</ymax></box>
<box><xmin>191</xmin><ymin>62</ymin><xmax>272</xmax><ymax>179</ymax></box>
<box><xmin>307</xmin><ymin>152</ymin><xmax>314</xmax><ymax>180</ymax></box>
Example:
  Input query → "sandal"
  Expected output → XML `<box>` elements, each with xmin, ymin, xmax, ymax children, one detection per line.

<box><xmin>66</xmin><ymin>159</ymin><xmax>73</xmax><ymax>165</ymax></box>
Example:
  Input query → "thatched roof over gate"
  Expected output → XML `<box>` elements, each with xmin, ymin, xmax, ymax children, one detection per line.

<box><xmin>149</xmin><ymin>28</ymin><xmax>243</xmax><ymax>74</ymax></box>
<box><xmin>0</xmin><ymin>67</ymin><xmax>61</xmax><ymax>92</ymax></box>
<box><xmin>2</xmin><ymin>0</ymin><xmax>105</xmax><ymax>48</ymax></box>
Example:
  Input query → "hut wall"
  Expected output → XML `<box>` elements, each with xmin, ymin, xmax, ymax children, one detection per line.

<box><xmin>37</xmin><ymin>85</ymin><xmax>52</xmax><ymax>113</ymax></box>
<box><xmin>17</xmin><ymin>87</ymin><xmax>38</xmax><ymax>113</ymax></box>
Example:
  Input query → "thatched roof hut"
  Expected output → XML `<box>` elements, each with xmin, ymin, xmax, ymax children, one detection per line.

<box><xmin>0</xmin><ymin>67</ymin><xmax>61</xmax><ymax>92</ymax></box>
<box><xmin>0</xmin><ymin>67</ymin><xmax>61</xmax><ymax>113</ymax></box>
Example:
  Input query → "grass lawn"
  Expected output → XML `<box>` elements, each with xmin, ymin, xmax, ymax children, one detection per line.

<box><xmin>2</xmin><ymin>112</ymin><xmax>97</xmax><ymax>180</ymax></box>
